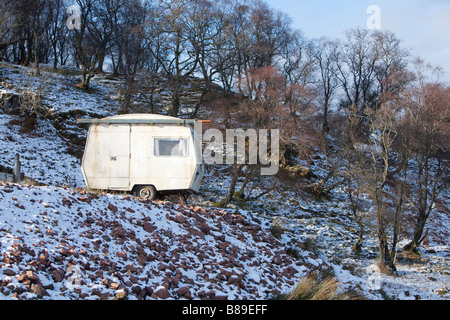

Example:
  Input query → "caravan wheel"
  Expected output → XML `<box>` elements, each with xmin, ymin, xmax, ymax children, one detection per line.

<box><xmin>135</xmin><ymin>185</ymin><xmax>157</xmax><ymax>200</ymax></box>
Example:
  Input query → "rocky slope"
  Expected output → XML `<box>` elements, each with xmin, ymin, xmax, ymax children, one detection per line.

<box><xmin>0</xmin><ymin>62</ymin><xmax>449</xmax><ymax>300</ymax></box>
<box><xmin>0</xmin><ymin>183</ymin><xmax>326</xmax><ymax>300</ymax></box>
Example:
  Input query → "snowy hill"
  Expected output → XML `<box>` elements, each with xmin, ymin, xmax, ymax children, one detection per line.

<box><xmin>0</xmin><ymin>63</ymin><xmax>449</xmax><ymax>300</ymax></box>
<box><xmin>0</xmin><ymin>183</ymin><xmax>324</xmax><ymax>300</ymax></box>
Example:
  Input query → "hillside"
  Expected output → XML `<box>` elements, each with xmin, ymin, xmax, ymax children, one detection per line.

<box><xmin>0</xmin><ymin>183</ymin><xmax>323</xmax><ymax>300</ymax></box>
<box><xmin>0</xmin><ymin>63</ymin><xmax>449</xmax><ymax>300</ymax></box>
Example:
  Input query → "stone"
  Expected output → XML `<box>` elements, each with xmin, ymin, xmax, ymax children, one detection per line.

<box><xmin>175</xmin><ymin>213</ymin><xmax>186</xmax><ymax>223</ymax></box>
<box><xmin>154</xmin><ymin>285</ymin><xmax>170</xmax><ymax>299</ymax></box>
<box><xmin>3</xmin><ymin>269</ymin><xmax>16</xmax><ymax>276</ymax></box>
<box><xmin>177</xmin><ymin>286</ymin><xmax>190</xmax><ymax>297</ymax></box>
<box><xmin>52</xmin><ymin>269</ymin><xmax>65</xmax><ymax>282</ymax></box>
<box><xmin>108</xmin><ymin>203</ymin><xmax>118</xmax><ymax>213</ymax></box>
<box><xmin>85</xmin><ymin>217</ymin><xmax>95</xmax><ymax>224</ymax></box>
<box><xmin>116</xmin><ymin>251</ymin><xmax>127</xmax><ymax>259</ymax></box>
<box><xmin>31</xmin><ymin>283</ymin><xmax>48</xmax><ymax>299</ymax></box>
<box><xmin>0</xmin><ymin>93</ymin><xmax>21</xmax><ymax>115</ymax></box>
<box><xmin>199</xmin><ymin>222</ymin><xmax>210</xmax><ymax>235</ymax></box>
<box><xmin>143</xmin><ymin>222</ymin><xmax>154</xmax><ymax>233</ymax></box>
<box><xmin>177</xmin><ymin>287</ymin><xmax>192</xmax><ymax>300</ymax></box>
<box><xmin>110</xmin><ymin>282</ymin><xmax>121</xmax><ymax>290</ymax></box>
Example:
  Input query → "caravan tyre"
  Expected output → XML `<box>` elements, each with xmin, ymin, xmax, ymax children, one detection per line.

<box><xmin>136</xmin><ymin>185</ymin><xmax>157</xmax><ymax>200</ymax></box>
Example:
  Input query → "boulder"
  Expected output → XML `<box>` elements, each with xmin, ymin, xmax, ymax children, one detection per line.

<box><xmin>0</xmin><ymin>92</ymin><xmax>21</xmax><ymax>115</ymax></box>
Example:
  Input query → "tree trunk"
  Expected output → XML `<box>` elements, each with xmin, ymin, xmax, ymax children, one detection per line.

<box><xmin>403</xmin><ymin>214</ymin><xmax>428</xmax><ymax>253</ymax></box>
<box><xmin>96</xmin><ymin>51</ymin><xmax>105</xmax><ymax>73</ymax></box>
<box><xmin>79</xmin><ymin>67</ymin><xmax>93</xmax><ymax>90</ymax></box>
<box><xmin>389</xmin><ymin>197</ymin><xmax>403</xmax><ymax>269</ymax></box>
<box><xmin>377</xmin><ymin>224</ymin><xmax>392</xmax><ymax>272</ymax></box>
<box><xmin>171</xmin><ymin>88</ymin><xmax>181</xmax><ymax>117</ymax></box>
<box><xmin>218</xmin><ymin>165</ymin><xmax>244</xmax><ymax>208</ymax></box>
<box><xmin>351</xmin><ymin>222</ymin><xmax>364</xmax><ymax>253</ymax></box>
<box><xmin>389</xmin><ymin>162</ymin><xmax>407</xmax><ymax>268</ymax></box>
<box><xmin>322</xmin><ymin>99</ymin><xmax>330</xmax><ymax>134</ymax></box>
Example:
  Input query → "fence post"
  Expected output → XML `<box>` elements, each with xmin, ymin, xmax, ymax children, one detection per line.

<box><xmin>14</xmin><ymin>153</ymin><xmax>21</xmax><ymax>183</ymax></box>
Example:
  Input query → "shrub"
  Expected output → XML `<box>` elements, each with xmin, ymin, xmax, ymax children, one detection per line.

<box><xmin>283</xmin><ymin>272</ymin><xmax>364</xmax><ymax>300</ymax></box>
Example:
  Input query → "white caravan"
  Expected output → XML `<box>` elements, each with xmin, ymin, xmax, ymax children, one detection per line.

<box><xmin>77</xmin><ymin>114</ymin><xmax>204</xmax><ymax>200</ymax></box>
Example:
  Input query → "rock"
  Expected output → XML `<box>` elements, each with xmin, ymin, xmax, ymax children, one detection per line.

<box><xmin>124</xmin><ymin>264</ymin><xmax>139</xmax><ymax>273</ymax></box>
<box><xmin>116</xmin><ymin>251</ymin><xmax>127</xmax><ymax>259</ymax></box>
<box><xmin>31</xmin><ymin>283</ymin><xmax>48</xmax><ymax>299</ymax></box>
<box><xmin>110</xmin><ymin>282</ymin><xmax>121</xmax><ymax>290</ymax></box>
<box><xmin>17</xmin><ymin>271</ymin><xmax>39</xmax><ymax>284</ymax></box>
<box><xmin>143</xmin><ymin>222</ymin><xmax>154</xmax><ymax>233</ymax></box>
<box><xmin>137</xmin><ymin>253</ymin><xmax>147</xmax><ymax>266</ymax></box>
<box><xmin>154</xmin><ymin>285</ymin><xmax>170</xmax><ymax>299</ymax></box>
<box><xmin>177</xmin><ymin>287</ymin><xmax>192</xmax><ymax>299</ymax></box>
<box><xmin>0</xmin><ymin>92</ymin><xmax>21</xmax><ymax>115</ymax></box>
<box><xmin>177</xmin><ymin>286</ymin><xmax>190</xmax><ymax>297</ymax></box>
<box><xmin>199</xmin><ymin>222</ymin><xmax>210</xmax><ymax>235</ymax></box>
<box><xmin>108</xmin><ymin>203</ymin><xmax>118</xmax><ymax>213</ymax></box>
<box><xmin>270</xmin><ymin>225</ymin><xmax>284</xmax><ymax>239</ymax></box>
<box><xmin>138</xmin><ymin>286</ymin><xmax>153</xmax><ymax>300</ymax></box>
<box><xmin>115</xmin><ymin>288</ymin><xmax>128</xmax><ymax>300</ymax></box>
<box><xmin>62</xmin><ymin>198</ymin><xmax>72</xmax><ymax>207</ymax></box>
<box><xmin>60</xmin><ymin>248</ymin><xmax>72</xmax><ymax>257</ymax></box>
<box><xmin>52</xmin><ymin>269</ymin><xmax>65</xmax><ymax>282</ymax></box>
<box><xmin>219</xmin><ymin>268</ymin><xmax>232</xmax><ymax>279</ymax></box>
<box><xmin>22</xmin><ymin>245</ymin><xmax>35</xmax><ymax>256</ymax></box>
<box><xmin>3</xmin><ymin>269</ymin><xmax>16</xmax><ymax>276</ymax></box>
<box><xmin>228</xmin><ymin>274</ymin><xmax>241</xmax><ymax>284</ymax></box>
<box><xmin>175</xmin><ymin>213</ymin><xmax>186</xmax><ymax>223</ymax></box>
<box><xmin>85</xmin><ymin>217</ymin><xmax>95</xmax><ymax>224</ymax></box>
<box><xmin>111</xmin><ymin>226</ymin><xmax>126</xmax><ymax>238</ymax></box>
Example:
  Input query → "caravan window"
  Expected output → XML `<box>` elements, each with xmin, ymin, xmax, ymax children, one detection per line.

<box><xmin>154</xmin><ymin>138</ymin><xmax>189</xmax><ymax>157</ymax></box>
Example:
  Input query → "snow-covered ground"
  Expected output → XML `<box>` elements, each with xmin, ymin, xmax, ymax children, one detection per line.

<box><xmin>0</xmin><ymin>114</ymin><xmax>85</xmax><ymax>187</ymax></box>
<box><xmin>0</xmin><ymin>63</ymin><xmax>449</xmax><ymax>300</ymax></box>
<box><xmin>198</xmin><ymin>164</ymin><xmax>450</xmax><ymax>300</ymax></box>
<box><xmin>0</xmin><ymin>183</ymin><xmax>321</xmax><ymax>300</ymax></box>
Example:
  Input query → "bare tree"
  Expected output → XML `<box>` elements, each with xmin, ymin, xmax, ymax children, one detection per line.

<box><xmin>399</xmin><ymin>60</ymin><xmax>449</xmax><ymax>253</ymax></box>
<box><xmin>248</xmin><ymin>0</ymin><xmax>292</xmax><ymax>68</ymax></box>
<box><xmin>184</xmin><ymin>0</ymin><xmax>222</xmax><ymax>117</ymax></box>
<box><xmin>344</xmin><ymin>103</ymin><xmax>400</xmax><ymax>271</ymax></box>
<box><xmin>340</xmin><ymin>126</ymin><xmax>369</xmax><ymax>253</ymax></box>
<box><xmin>0</xmin><ymin>0</ymin><xmax>21</xmax><ymax>53</ymax></box>
<box><xmin>116</xmin><ymin>0</ymin><xmax>150</xmax><ymax>112</ymax></box>
<box><xmin>71</xmin><ymin>0</ymin><xmax>112</xmax><ymax>90</ymax></box>
<box><xmin>47</xmin><ymin>0</ymin><xmax>69</xmax><ymax>69</ymax></box>
<box><xmin>310</xmin><ymin>37</ymin><xmax>339</xmax><ymax>134</ymax></box>
<box><xmin>335</xmin><ymin>28</ymin><xmax>379</xmax><ymax>112</ymax></box>
<box><xmin>147</xmin><ymin>0</ymin><xmax>200</xmax><ymax>116</ymax></box>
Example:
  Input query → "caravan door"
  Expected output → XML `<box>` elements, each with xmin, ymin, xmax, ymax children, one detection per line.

<box><xmin>108</xmin><ymin>124</ymin><xmax>130</xmax><ymax>189</ymax></box>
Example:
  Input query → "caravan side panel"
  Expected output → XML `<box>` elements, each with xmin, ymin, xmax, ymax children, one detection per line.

<box><xmin>82</xmin><ymin>124</ymin><xmax>110</xmax><ymax>189</ymax></box>
<box><xmin>82</xmin><ymin>124</ymin><xmax>131</xmax><ymax>191</ymax></box>
<box><xmin>130</xmin><ymin>125</ymin><xmax>197</xmax><ymax>191</ymax></box>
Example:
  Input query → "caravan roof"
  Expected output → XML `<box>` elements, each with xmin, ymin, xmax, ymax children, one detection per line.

<box><xmin>76</xmin><ymin>114</ymin><xmax>197</xmax><ymax>125</ymax></box>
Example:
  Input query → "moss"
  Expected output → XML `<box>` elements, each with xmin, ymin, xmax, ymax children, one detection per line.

<box><xmin>233</xmin><ymin>191</ymin><xmax>245</xmax><ymax>200</ymax></box>
<box><xmin>285</xmin><ymin>165</ymin><xmax>316</xmax><ymax>180</ymax></box>
<box><xmin>213</xmin><ymin>201</ymin><xmax>224</xmax><ymax>208</ymax></box>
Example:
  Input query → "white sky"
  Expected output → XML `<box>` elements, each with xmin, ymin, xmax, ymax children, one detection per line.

<box><xmin>264</xmin><ymin>0</ymin><xmax>450</xmax><ymax>84</ymax></box>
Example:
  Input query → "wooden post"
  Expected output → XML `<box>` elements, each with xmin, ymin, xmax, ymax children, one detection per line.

<box><xmin>14</xmin><ymin>153</ymin><xmax>21</xmax><ymax>183</ymax></box>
